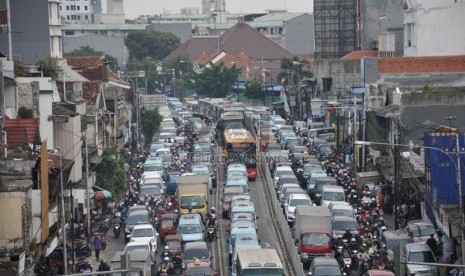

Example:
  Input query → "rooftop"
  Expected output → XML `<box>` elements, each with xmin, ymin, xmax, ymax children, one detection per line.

<box><xmin>378</xmin><ymin>55</ymin><xmax>465</xmax><ymax>74</ymax></box>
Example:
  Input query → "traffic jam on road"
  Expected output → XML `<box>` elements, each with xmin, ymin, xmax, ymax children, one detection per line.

<box><xmin>46</xmin><ymin>96</ymin><xmax>442</xmax><ymax>276</ymax></box>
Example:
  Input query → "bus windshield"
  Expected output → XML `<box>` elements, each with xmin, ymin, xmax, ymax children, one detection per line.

<box><xmin>241</xmin><ymin>269</ymin><xmax>283</xmax><ymax>276</ymax></box>
<box><xmin>224</xmin><ymin>119</ymin><xmax>243</xmax><ymax>130</ymax></box>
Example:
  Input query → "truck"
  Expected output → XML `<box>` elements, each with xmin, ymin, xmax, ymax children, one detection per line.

<box><xmin>355</xmin><ymin>171</ymin><xmax>382</xmax><ymax>191</ymax></box>
<box><xmin>177</xmin><ymin>174</ymin><xmax>210</xmax><ymax>215</ymax></box>
<box><xmin>110</xmin><ymin>251</ymin><xmax>153</xmax><ymax>276</ymax></box>
<box><xmin>293</xmin><ymin>205</ymin><xmax>332</xmax><ymax>265</ymax></box>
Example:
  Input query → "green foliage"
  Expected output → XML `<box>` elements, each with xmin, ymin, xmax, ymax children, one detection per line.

<box><xmin>96</xmin><ymin>148</ymin><xmax>127</xmax><ymax>198</ymax></box>
<box><xmin>37</xmin><ymin>58</ymin><xmax>60</xmax><ymax>79</ymax></box>
<box><xmin>276</xmin><ymin>56</ymin><xmax>313</xmax><ymax>87</ymax></box>
<box><xmin>126</xmin><ymin>59</ymin><xmax>159</xmax><ymax>93</ymax></box>
<box><xmin>65</xmin><ymin>45</ymin><xmax>119</xmax><ymax>70</ymax></box>
<box><xmin>141</xmin><ymin>108</ymin><xmax>163</xmax><ymax>144</ymax></box>
<box><xmin>125</xmin><ymin>30</ymin><xmax>180</xmax><ymax>60</ymax></box>
<box><xmin>244</xmin><ymin>81</ymin><xmax>266</xmax><ymax>105</ymax></box>
<box><xmin>18</xmin><ymin>106</ymin><xmax>33</xmax><ymax>118</ymax></box>
<box><xmin>194</xmin><ymin>63</ymin><xmax>239</xmax><ymax>98</ymax></box>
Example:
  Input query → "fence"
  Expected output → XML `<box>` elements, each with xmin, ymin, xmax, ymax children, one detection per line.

<box><xmin>259</xmin><ymin>154</ymin><xmax>305</xmax><ymax>276</ymax></box>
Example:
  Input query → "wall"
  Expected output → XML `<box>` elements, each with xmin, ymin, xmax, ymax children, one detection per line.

<box><xmin>147</xmin><ymin>22</ymin><xmax>192</xmax><ymax>43</ymax></box>
<box><xmin>315</xmin><ymin>59</ymin><xmax>362</xmax><ymax>97</ymax></box>
<box><xmin>285</xmin><ymin>14</ymin><xmax>315</xmax><ymax>54</ymax></box>
<box><xmin>404</xmin><ymin>0</ymin><xmax>465</xmax><ymax>57</ymax></box>
<box><xmin>361</xmin><ymin>0</ymin><xmax>404</xmax><ymax>51</ymax></box>
<box><xmin>0</xmin><ymin>0</ymin><xmax>51</xmax><ymax>64</ymax></box>
<box><xmin>53</xmin><ymin>115</ymin><xmax>82</xmax><ymax>183</ymax></box>
<box><xmin>39</xmin><ymin>91</ymin><xmax>54</xmax><ymax>150</ymax></box>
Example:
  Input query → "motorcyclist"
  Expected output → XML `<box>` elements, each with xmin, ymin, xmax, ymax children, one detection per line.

<box><xmin>342</xmin><ymin>228</ymin><xmax>354</xmax><ymax>240</ymax></box>
<box><xmin>357</xmin><ymin>248</ymin><xmax>371</xmax><ymax>272</ymax></box>
<box><xmin>160</xmin><ymin>256</ymin><xmax>175</xmax><ymax>275</ymax></box>
<box><xmin>161</xmin><ymin>246</ymin><xmax>173</xmax><ymax>263</ymax></box>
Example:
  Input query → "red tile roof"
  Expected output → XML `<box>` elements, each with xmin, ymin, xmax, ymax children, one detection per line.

<box><xmin>4</xmin><ymin>118</ymin><xmax>39</xmax><ymax>149</ymax></box>
<box><xmin>343</xmin><ymin>51</ymin><xmax>378</xmax><ymax>60</ymax></box>
<box><xmin>378</xmin><ymin>55</ymin><xmax>465</xmax><ymax>74</ymax></box>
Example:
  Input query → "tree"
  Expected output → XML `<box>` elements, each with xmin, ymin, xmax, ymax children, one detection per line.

<box><xmin>276</xmin><ymin>56</ymin><xmax>313</xmax><ymax>86</ymax></box>
<box><xmin>194</xmin><ymin>63</ymin><xmax>239</xmax><ymax>98</ymax></box>
<box><xmin>65</xmin><ymin>45</ymin><xmax>118</xmax><ymax>70</ymax></box>
<box><xmin>140</xmin><ymin>108</ymin><xmax>163</xmax><ymax>144</ymax></box>
<box><xmin>244</xmin><ymin>81</ymin><xmax>266</xmax><ymax>105</ymax></box>
<box><xmin>125</xmin><ymin>30</ymin><xmax>180</xmax><ymax>61</ymax></box>
<box><xmin>96</xmin><ymin>148</ymin><xmax>126</xmax><ymax>198</ymax></box>
<box><xmin>37</xmin><ymin>58</ymin><xmax>60</xmax><ymax>79</ymax></box>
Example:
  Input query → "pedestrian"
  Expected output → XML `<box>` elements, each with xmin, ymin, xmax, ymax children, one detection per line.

<box><xmin>426</xmin><ymin>234</ymin><xmax>438</xmax><ymax>257</ymax></box>
<box><xmin>93</xmin><ymin>235</ymin><xmax>103</xmax><ymax>261</ymax></box>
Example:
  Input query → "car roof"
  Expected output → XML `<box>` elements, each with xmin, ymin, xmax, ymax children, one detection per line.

<box><xmin>312</xmin><ymin>257</ymin><xmax>339</xmax><ymax>266</ymax></box>
<box><xmin>128</xmin><ymin>209</ymin><xmax>149</xmax><ymax>216</ymax></box>
<box><xmin>132</xmin><ymin>224</ymin><xmax>155</xmax><ymax>230</ymax></box>
<box><xmin>125</xmin><ymin>241</ymin><xmax>149</xmax><ymax>247</ymax></box>
<box><xmin>405</xmin><ymin>242</ymin><xmax>432</xmax><ymax>252</ymax></box>
<box><xmin>289</xmin><ymin>193</ymin><xmax>310</xmax><ymax>200</ymax></box>
<box><xmin>180</xmin><ymin>214</ymin><xmax>202</xmax><ymax>221</ymax></box>
<box><xmin>277</xmin><ymin>166</ymin><xmax>293</xmax><ymax>171</ymax></box>
<box><xmin>184</xmin><ymin>241</ymin><xmax>208</xmax><ymax>250</ymax></box>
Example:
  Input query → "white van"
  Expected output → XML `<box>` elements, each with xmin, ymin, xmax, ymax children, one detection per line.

<box><xmin>321</xmin><ymin>185</ymin><xmax>345</xmax><ymax>206</ymax></box>
<box><xmin>404</xmin><ymin>243</ymin><xmax>438</xmax><ymax>276</ymax></box>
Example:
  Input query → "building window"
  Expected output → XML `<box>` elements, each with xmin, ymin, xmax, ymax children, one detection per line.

<box><xmin>77</xmin><ymin>6</ymin><xmax>80</xmax><ymax>10</ymax></box>
<box><xmin>85</xmin><ymin>5</ymin><xmax>88</xmax><ymax>10</ymax></box>
<box><xmin>66</xmin><ymin>5</ymin><xmax>69</xmax><ymax>10</ymax></box>
<box><xmin>85</xmin><ymin>15</ymin><xmax>88</xmax><ymax>20</ymax></box>
<box><xmin>60</xmin><ymin>5</ymin><xmax>62</xmax><ymax>10</ymax></box>
<box><xmin>67</xmin><ymin>15</ymin><xmax>70</xmax><ymax>20</ymax></box>
<box><xmin>71</xmin><ymin>15</ymin><xmax>76</xmax><ymax>20</ymax></box>
<box><xmin>77</xmin><ymin>15</ymin><xmax>80</xmax><ymax>20</ymax></box>
<box><xmin>322</xmin><ymin>78</ymin><xmax>333</xmax><ymax>92</ymax></box>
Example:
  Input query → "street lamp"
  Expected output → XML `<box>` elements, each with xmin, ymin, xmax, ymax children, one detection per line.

<box><xmin>354</xmin><ymin>140</ymin><xmax>463</xmax><ymax>233</ymax></box>
<box><xmin>446</xmin><ymin>115</ymin><xmax>457</xmax><ymax>128</ymax></box>
<box><xmin>54</xmin><ymin>147</ymin><xmax>67</xmax><ymax>274</ymax></box>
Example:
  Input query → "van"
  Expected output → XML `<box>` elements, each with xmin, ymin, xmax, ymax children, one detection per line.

<box><xmin>382</xmin><ymin>230</ymin><xmax>413</xmax><ymax>262</ymax></box>
<box><xmin>404</xmin><ymin>243</ymin><xmax>438</xmax><ymax>276</ymax></box>
<box><xmin>307</xmin><ymin>170</ymin><xmax>328</xmax><ymax>193</ymax></box>
<box><xmin>321</xmin><ymin>185</ymin><xmax>345</xmax><ymax>206</ymax></box>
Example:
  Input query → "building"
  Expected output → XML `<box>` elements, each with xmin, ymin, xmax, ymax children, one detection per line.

<box><xmin>101</xmin><ymin>0</ymin><xmax>125</xmax><ymax>24</ymax></box>
<box><xmin>403</xmin><ymin>0</ymin><xmax>465</xmax><ymax>57</ymax></box>
<box><xmin>180</xmin><ymin>7</ymin><xmax>200</xmax><ymax>15</ymax></box>
<box><xmin>313</xmin><ymin>0</ymin><xmax>356</xmax><ymax>59</ymax></box>
<box><xmin>59</xmin><ymin>0</ymin><xmax>93</xmax><ymax>23</ymax></box>
<box><xmin>0</xmin><ymin>0</ymin><xmax>62</xmax><ymax>64</ymax></box>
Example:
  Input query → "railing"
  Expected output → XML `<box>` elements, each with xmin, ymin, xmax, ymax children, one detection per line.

<box><xmin>259</xmin><ymin>154</ymin><xmax>305</xmax><ymax>276</ymax></box>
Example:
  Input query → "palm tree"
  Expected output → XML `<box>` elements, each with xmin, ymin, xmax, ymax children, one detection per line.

<box><xmin>276</xmin><ymin>56</ymin><xmax>312</xmax><ymax>86</ymax></box>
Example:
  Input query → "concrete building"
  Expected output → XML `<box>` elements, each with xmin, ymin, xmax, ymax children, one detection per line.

<box><xmin>0</xmin><ymin>0</ymin><xmax>62</xmax><ymax>64</ymax></box>
<box><xmin>403</xmin><ymin>0</ymin><xmax>465</xmax><ymax>57</ymax></box>
<box><xmin>59</xmin><ymin>0</ymin><xmax>93</xmax><ymax>23</ymax></box>
<box><xmin>101</xmin><ymin>0</ymin><xmax>125</xmax><ymax>24</ymax></box>
<box><xmin>180</xmin><ymin>7</ymin><xmax>200</xmax><ymax>15</ymax></box>
<box><xmin>253</xmin><ymin>12</ymin><xmax>314</xmax><ymax>55</ymax></box>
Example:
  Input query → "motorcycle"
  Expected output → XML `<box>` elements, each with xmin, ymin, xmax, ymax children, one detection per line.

<box><xmin>97</xmin><ymin>259</ymin><xmax>111</xmax><ymax>276</ymax></box>
<box><xmin>75</xmin><ymin>258</ymin><xmax>92</xmax><ymax>273</ymax></box>
<box><xmin>113</xmin><ymin>217</ymin><xmax>121</xmax><ymax>239</ymax></box>
<box><xmin>206</xmin><ymin>227</ymin><xmax>216</xmax><ymax>242</ymax></box>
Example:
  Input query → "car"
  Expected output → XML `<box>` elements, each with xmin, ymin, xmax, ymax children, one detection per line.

<box><xmin>280</xmin><ymin>186</ymin><xmax>306</xmax><ymax>206</ymax></box>
<box><xmin>284</xmin><ymin>193</ymin><xmax>312</xmax><ymax>223</ymax></box>
<box><xmin>278</xmin><ymin>183</ymin><xmax>301</xmax><ymax>204</ymax></box>
<box><xmin>273</xmin><ymin>166</ymin><xmax>295</xmax><ymax>189</ymax></box>
<box><xmin>226</xmin><ymin>175</ymin><xmax>249</xmax><ymax>194</ymax></box>
<box><xmin>321</xmin><ymin>185</ymin><xmax>346</xmax><ymax>206</ymax></box>
<box><xmin>404</xmin><ymin>243</ymin><xmax>438</xmax><ymax>276</ymax></box>
<box><xmin>177</xmin><ymin>213</ymin><xmax>205</xmax><ymax>242</ymax></box>
<box><xmin>182</xmin><ymin>241</ymin><xmax>211</xmax><ymax>271</ymax></box>
<box><xmin>128</xmin><ymin>224</ymin><xmax>159</xmax><ymax>257</ymax></box>
<box><xmin>364</xmin><ymin>270</ymin><xmax>395</xmax><ymax>276</ymax></box>
<box><xmin>229</xmin><ymin>198</ymin><xmax>258</xmax><ymax>229</ymax></box>
<box><xmin>222</xmin><ymin>187</ymin><xmax>245</xmax><ymax>218</ymax></box>
<box><xmin>382</xmin><ymin>230</ymin><xmax>413</xmax><ymax>262</ymax></box>
<box><xmin>406</xmin><ymin>220</ymin><xmax>439</xmax><ymax>244</ymax></box>
<box><xmin>149</xmin><ymin>143</ymin><xmax>165</xmax><ymax>156</ymax></box>
<box><xmin>230</xmin><ymin>233</ymin><xmax>260</xmax><ymax>269</ymax></box>
<box><xmin>138</xmin><ymin>184</ymin><xmax>162</xmax><ymax>204</ymax></box>
<box><xmin>183</xmin><ymin>258</ymin><xmax>218</xmax><ymax>276</ymax></box>
<box><xmin>124</xmin><ymin>241</ymin><xmax>155</xmax><ymax>260</ymax></box>
<box><xmin>228</xmin><ymin>220</ymin><xmax>257</xmax><ymax>261</ymax></box>
<box><xmin>276</xmin><ymin>175</ymin><xmax>300</xmax><ymax>193</ymax></box>
<box><xmin>227</xmin><ymin>164</ymin><xmax>248</xmax><ymax>178</ymax></box>
<box><xmin>125</xmin><ymin>209</ymin><xmax>151</xmax><ymax>243</ymax></box>
<box><xmin>309</xmin><ymin>256</ymin><xmax>342</xmax><ymax>276</ymax></box>
<box><xmin>329</xmin><ymin>204</ymin><xmax>355</xmax><ymax>219</ymax></box>
<box><xmin>331</xmin><ymin>216</ymin><xmax>358</xmax><ymax>239</ymax></box>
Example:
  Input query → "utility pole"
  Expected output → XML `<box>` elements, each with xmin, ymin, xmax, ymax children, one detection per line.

<box><xmin>85</xmin><ymin>136</ymin><xmax>91</xmax><ymax>238</ymax></box>
<box><xmin>57</xmin><ymin>149</ymin><xmax>67</xmax><ymax>274</ymax></box>
<box><xmin>394</xmin><ymin>134</ymin><xmax>400</xmax><ymax>230</ymax></box>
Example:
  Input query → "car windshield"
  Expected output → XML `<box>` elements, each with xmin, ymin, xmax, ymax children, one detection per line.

<box><xmin>323</xmin><ymin>191</ymin><xmax>345</xmax><ymax>201</ymax></box>
<box><xmin>127</xmin><ymin>214</ymin><xmax>149</xmax><ymax>225</ymax></box>
<box><xmin>131</xmin><ymin>228</ymin><xmax>154</xmax><ymax>238</ymax></box>
<box><xmin>418</xmin><ymin>225</ymin><xmax>436</xmax><ymax>237</ymax></box>
<box><xmin>159</xmin><ymin>133</ymin><xmax>173</xmax><ymax>140</ymax></box>
<box><xmin>177</xmin><ymin>224</ymin><xmax>201</xmax><ymax>234</ymax></box>
<box><xmin>140</xmin><ymin>187</ymin><xmax>161</xmax><ymax>196</ymax></box>
<box><xmin>166</xmin><ymin>240</ymin><xmax>181</xmax><ymax>250</ymax></box>
<box><xmin>333</xmin><ymin>220</ymin><xmax>357</xmax><ymax>231</ymax></box>
<box><xmin>274</xmin><ymin>120</ymin><xmax>285</xmax><ymax>126</ymax></box>
<box><xmin>161</xmin><ymin>219</ymin><xmax>174</xmax><ymax>229</ymax></box>
<box><xmin>145</xmin><ymin>165</ymin><xmax>163</xmax><ymax>172</ymax></box>
<box><xmin>302</xmin><ymin>233</ymin><xmax>330</xmax><ymax>246</ymax></box>
<box><xmin>289</xmin><ymin>199</ymin><xmax>311</xmax><ymax>207</ymax></box>
<box><xmin>181</xmin><ymin>196</ymin><xmax>205</xmax><ymax>209</ymax></box>
<box><xmin>332</xmin><ymin>209</ymin><xmax>355</xmax><ymax>217</ymax></box>
<box><xmin>125</xmin><ymin>244</ymin><xmax>148</xmax><ymax>252</ymax></box>
<box><xmin>183</xmin><ymin>248</ymin><xmax>209</xmax><ymax>261</ymax></box>
<box><xmin>408</xmin><ymin>251</ymin><xmax>435</xmax><ymax>262</ymax></box>
<box><xmin>313</xmin><ymin>266</ymin><xmax>341</xmax><ymax>275</ymax></box>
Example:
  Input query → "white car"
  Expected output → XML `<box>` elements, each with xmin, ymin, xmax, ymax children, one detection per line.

<box><xmin>124</xmin><ymin>241</ymin><xmax>155</xmax><ymax>260</ymax></box>
<box><xmin>284</xmin><ymin>193</ymin><xmax>312</xmax><ymax>223</ymax></box>
<box><xmin>128</xmin><ymin>224</ymin><xmax>159</xmax><ymax>258</ymax></box>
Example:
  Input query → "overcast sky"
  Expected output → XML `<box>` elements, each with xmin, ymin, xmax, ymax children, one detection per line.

<box><xmin>123</xmin><ymin>0</ymin><xmax>313</xmax><ymax>19</ymax></box>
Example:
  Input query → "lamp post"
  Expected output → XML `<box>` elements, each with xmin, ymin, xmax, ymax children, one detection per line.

<box><xmin>446</xmin><ymin>115</ymin><xmax>457</xmax><ymax>128</ymax></box>
<box><xmin>55</xmin><ymin>147</ymin><xmax>67</xmax><ymax>274</ymax></box>
<box><xmin>293</xmin><ymin>61</ymin><xmax>312</xmax><ymax>120</ymax></box>
<box><xmin>354</xmin><ymin>139</ymin><xmax>464</xmax><ymax>234</ymax></box>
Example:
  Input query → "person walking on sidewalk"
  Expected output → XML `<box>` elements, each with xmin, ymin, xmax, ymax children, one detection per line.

<box><xmin>93</xmin><ymin>235</ymin><xmax>103</xmax><ymax>261</ymax></box>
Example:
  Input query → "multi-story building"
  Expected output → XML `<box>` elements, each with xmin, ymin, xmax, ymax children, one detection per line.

<box><xmin>59</xmin><ymin>0</ymin><xmax>93</xmax><ymax>23</ymax></box>
<box><xmin>0</xmin><ymin>0</ymin><xmax>62</xmax><ymax>64</ymax></box>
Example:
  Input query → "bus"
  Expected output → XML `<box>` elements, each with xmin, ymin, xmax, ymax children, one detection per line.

<box><xmin>216</xmin><ymin>112</ymin><xmax>245</xmax><ymax>145</ymax></box>
<box><xmin>223</xmin><ymin>128</ymin><xmax>257</xmax><ymax>181</ymax></box>
<box><xmin>235</xmin><ymin>248</ymin><xmax>284</xmax><ymax>276</ymax></box>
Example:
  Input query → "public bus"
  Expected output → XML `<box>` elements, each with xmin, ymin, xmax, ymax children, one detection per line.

<box><xmin>235</xmin><ymin>248</ymin><xmax>284</xmax><ymax>276</ymax></box>
<box><xmin>223</xmin><ymin>128</ymin><xmax>257</xmax><ymax>181</ymax></box>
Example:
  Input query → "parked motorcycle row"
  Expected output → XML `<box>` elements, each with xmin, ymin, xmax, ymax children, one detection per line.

<box><xmin>265</xmin><ymin>116</ymin><xmax>396</xmax><ymax>275</ymax></box>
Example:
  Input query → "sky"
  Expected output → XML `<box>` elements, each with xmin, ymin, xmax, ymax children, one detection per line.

<box><xmin>123</xmin><ymin>0</ymin><xmax>313</xmax><ymax>19</ymax></box>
